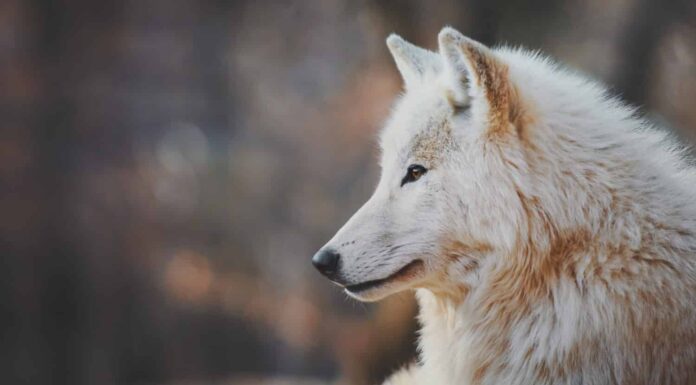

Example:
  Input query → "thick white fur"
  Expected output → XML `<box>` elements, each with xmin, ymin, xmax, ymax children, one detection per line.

<box><xmin>319</xmin><ymin>27</ymin><xmax>696</xmax><ymax>384</ymax></box>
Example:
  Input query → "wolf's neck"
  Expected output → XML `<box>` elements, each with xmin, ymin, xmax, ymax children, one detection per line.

<box><xmin>414</xmin><ymin>215</ymin><xmax>696</xmax><ymax>385</ymax></box>
<box><xmin>415</xmin><ymin>288</ymin><xmax>474</xmax><ymax>383</ymax></box>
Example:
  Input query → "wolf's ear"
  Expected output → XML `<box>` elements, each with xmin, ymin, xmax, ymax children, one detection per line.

<box><xmin>438</xmin><ymin>27</ymin><xmax>518</xmax><ymax>135</ymax></box>
<box><xmin>387</xmin><ymin>34</ymin><xmax>440</xmax><ymax>89</ymax></box>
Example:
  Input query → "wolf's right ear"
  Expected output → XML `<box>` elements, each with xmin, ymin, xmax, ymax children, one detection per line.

<box><xmin>387</xmin><ymin>34</ymin><xmax>440</xmax><ymax>90</ymax></box>
<box><xmin>438</xmin><ymin>27</ymin><xmax>519</xmax><ymax>136</ymax></box>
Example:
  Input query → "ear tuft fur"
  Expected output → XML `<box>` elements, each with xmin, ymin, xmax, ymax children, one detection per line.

<box><xmin>438</xmin><ymin>27</ymin><xmax>518</xmax><ymax>136</ymax></box>
<box><xmin>437</xmin><ymin>26</ymin><xmax>464</xmax><ymax>46</ymax></box>
<box><xmin>438</xmin><ymin>27</ymin><xmax>472</xmax><ymax>107</ymax></box>
<box><xmin>386</xmin><ymin>33</ymin><xmax>406</xmax><ymax>51</ymax></box>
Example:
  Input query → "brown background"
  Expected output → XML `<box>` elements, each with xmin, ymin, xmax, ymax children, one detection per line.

<box><xmin>1</xmin><ymin>0</ymin><xmax>695</xmax><ymax>384</ymax></box>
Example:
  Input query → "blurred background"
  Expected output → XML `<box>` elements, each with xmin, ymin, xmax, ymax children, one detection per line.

<box><xmin>1</xmin><ymin>0</ymin><xmax>695</xmax><ymax>384</ymax></box>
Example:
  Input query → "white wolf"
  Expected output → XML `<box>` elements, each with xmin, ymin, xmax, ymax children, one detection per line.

<box><xmin>312</xmin><ymin>27</ymin><xmax>696</xmax><ymax>385</ymax></box>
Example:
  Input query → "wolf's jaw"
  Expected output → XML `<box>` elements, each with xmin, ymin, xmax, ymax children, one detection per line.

<box><xmin>345</xmin><ymin>259</ymin><xmax>425</xmax><ymax>296</ymax></box>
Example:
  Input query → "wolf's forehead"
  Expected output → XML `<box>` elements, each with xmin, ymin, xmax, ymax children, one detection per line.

<box><xmin>407</xmin><ymin>118</ymin><xmax>455</xmax><ymax>164</ymax></box>
<box><xmin>380</xmin><ymin>104</ymin><xmax>454</xmax><ymax>166</ymax></box>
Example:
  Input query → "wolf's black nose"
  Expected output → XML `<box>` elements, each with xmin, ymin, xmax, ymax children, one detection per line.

<box><xmin>312</xmin><ymin>248</ymin><xmax>340</xmax><ymax>278</ymax></box>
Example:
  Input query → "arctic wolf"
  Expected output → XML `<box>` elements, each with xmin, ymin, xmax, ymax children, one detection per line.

<box><xmin>312</xmin><ymin>27</ymin><xmax>696</xmax><ymax>385</ymax></box>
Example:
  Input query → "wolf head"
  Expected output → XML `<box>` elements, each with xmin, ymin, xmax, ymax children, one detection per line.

<box><xmin>313</xmin><ymin>27</ymin><xmax>604</xmax><ymax>302</ymax></box>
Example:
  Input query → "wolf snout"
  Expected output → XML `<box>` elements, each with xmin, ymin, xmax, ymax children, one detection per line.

<box><xmin>312</xmin><ymin>248</ymin><xmax>341</xmax><ymax>279</ymax></box>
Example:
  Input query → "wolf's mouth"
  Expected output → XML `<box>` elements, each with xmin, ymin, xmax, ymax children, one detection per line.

<box><xmin>345</xmin><ymin>259</ymin><xmax>424</xmax><ymax>294</ymax></box>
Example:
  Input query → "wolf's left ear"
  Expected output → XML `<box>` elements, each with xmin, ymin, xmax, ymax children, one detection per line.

<box><xmin>387</xmin><ymin>34</ymin><xmax>440</xmax><ymax>89</ymax></box>
<box><xmin>438</xmin><ymin>27</ymin><xmax>519</xmax><ymax>136</ymax></box>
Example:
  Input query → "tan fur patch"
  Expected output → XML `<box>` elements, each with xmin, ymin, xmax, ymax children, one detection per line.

<box><xmin>444</xmin><ymin>239</ymin><xmax>493</xmax><ymax>260</ymax></box>
<box><xmin>464</xmin><ymin>187</ymin><xmax>600</xmax><ymax>383</ymax></box>
<box><xmin>424</xmin><ymin>238</ymin><xmax>491</xmax><ymax>303</ymax></box>
<box><xmin>462</xmin><ymin>44</ymin><xmax>510</xmax><ymax>133</ymax></box>
<box><xmin>459</xmin><ymin>42</ymin><xmax>535</xmax><ymax>141</ymax></box>
<box><xmin>409</xmin><ymin>119</ymin><xmax>455</xmax><ymax>165</ymax></box>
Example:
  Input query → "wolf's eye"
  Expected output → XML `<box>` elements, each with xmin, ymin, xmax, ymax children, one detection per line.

<box><xmin>401</xmin><ymin>164</ymin><xmax>427</xmax><ymax>186</ymax></box>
